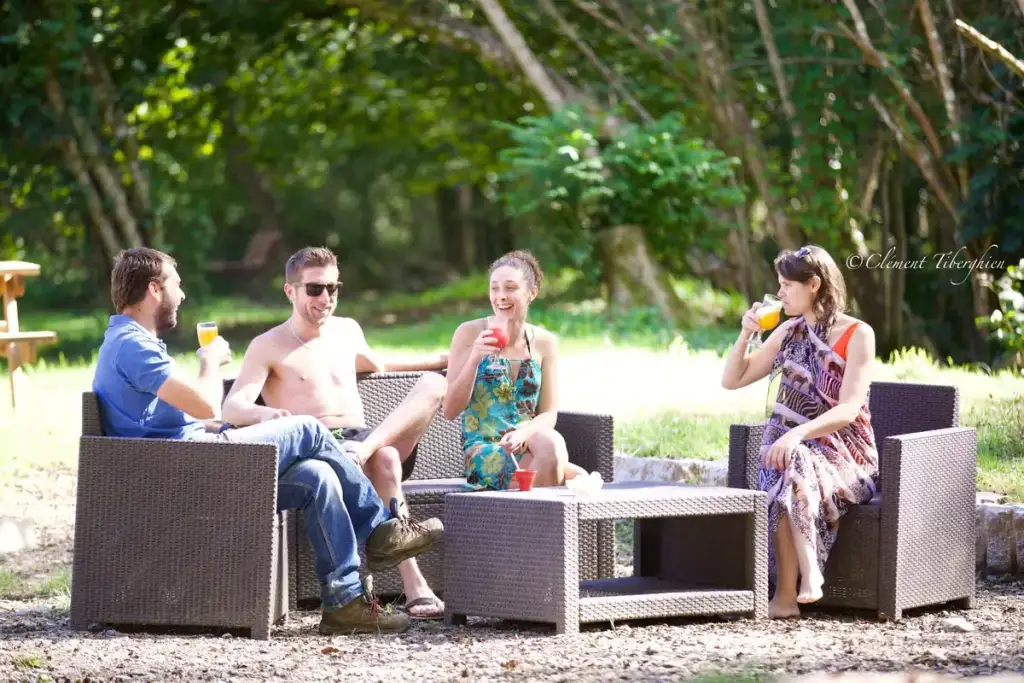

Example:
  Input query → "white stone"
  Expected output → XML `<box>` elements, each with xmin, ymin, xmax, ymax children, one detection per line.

<box><xmin>941</xmin><ymin>616</ymin><xmax>976</xmax><ymax>633</ymax></box>
<box><xmin>613</xmin><ymin>455</ymin><xmax>726</xmax><ymax>487</ymax></box>
<box><xmin>977</xmin><ymin>491</ymin><xmax>1009</xmax><ymax>505</ymax></box>
<box><xmin>985</xmin><ymin>505</ymin><xmax>1016</xmax><ymax>576</ymax></box>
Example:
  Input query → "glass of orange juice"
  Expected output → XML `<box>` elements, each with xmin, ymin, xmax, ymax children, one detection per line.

<box><xmin>748</xmin><ymin>295</ymin><xmax>783</xmax><ymax>350</ymax></box>
<box><xmin>197</xmin><ymin>321</ymin><xmax>218</xmax><ymax>348</ymax></box>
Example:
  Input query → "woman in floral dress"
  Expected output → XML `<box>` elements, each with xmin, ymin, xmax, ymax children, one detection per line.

<box><xmin>442</xmin><ymin>250</ymin><xmax>586</xmax><ymax>489</ymax></box>
<box><xmin>721</xmin><ymin>245</ymin><xmax>879</xmax><ymax>619</ymax></box>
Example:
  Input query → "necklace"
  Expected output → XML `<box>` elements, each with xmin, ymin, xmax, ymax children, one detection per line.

<box><xmin>289</xmin><ymin>323</ymin><xmax>319</xmax><ymax>381</ymax></box>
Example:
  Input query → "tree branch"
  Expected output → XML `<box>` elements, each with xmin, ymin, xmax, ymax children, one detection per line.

<box><xmin>835</xmin><ymin>15</ymin><xmax>959</xmax><ymax>196</ymax></box>
<box><xmin>475</xmin><ymin>0</ymin><xmax>566</xmax><ymax>109</ymax></box>
<box><xmin>538</xmin><ymin>0</ymin><xmax>653</xmax><ymax>123</ymax></box>
<box><xmin>44</xmin><ymin>69</ymin><xmax>144</xmax><ymax>248</ymax></box>
<box><xmin>82</xmin><ymin>51</ymin><xmax>161</xmax><ymax>244</ymax></box>
<box><xmin>954</xmin><ymin>18</ymin><xmax>1024</xmax><ymax>81</ymax></box>
<box><xmin>868</xmin><ymin>94</ymin><xmax>959</xmax><ymax>222</ymax></box>
<box><xmin>751</xmin><ymin>0</ymin><xmax>803</xmax><ymax>160</ymax></box>
<box><xmin>916</xmin><ymin>0</ymin><xmax>966</xmax><ymax>195</ymax></box>
<box><xmin>568</xmin><ymin>0</ymin><xmax>691</xmax><ymax>84</ymax></box>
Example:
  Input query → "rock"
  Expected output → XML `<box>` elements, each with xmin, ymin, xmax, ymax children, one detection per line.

<box><xmin>985</xmin><ymin>505</ymin><xmax>1016</xmax><ymax>576</ymax></box>
<box><xmin>942</xmin><ymin>617</ymin><xmax>976</xmax><ymax>632</ymax></box>
<box><xmin>1016</xmin><ymin>507</ymin><xmax>1024</xmax><ymax>578</ymax></box>
<box><xmin>613</xmin><ymin>455</ymin><xmax>727</xmax><ymax>487</ymax></box>
<box><xmin>977</xmin><ymin>491</ymin><xmax>1010</xmax><ymax>505</ymax></box>
<box><xmin>977</xmin><ymin>505</ymin><xmax>988</xmax><ymax>570</ymax></box>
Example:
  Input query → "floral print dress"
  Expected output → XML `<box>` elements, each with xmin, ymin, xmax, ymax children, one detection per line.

<box><xmin>462</xmin><ymin>326</ymin><xmax>541</xmax><ymax>489</ymax></box>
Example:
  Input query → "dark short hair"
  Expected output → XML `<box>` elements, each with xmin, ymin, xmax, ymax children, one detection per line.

<box><xmin>110</xmin><ymin>247</ymin><xmax>176</xmax><ymax>313</ymax></box>
<box><xmin>285</xmin><ymin>247</ymin><xmax>337</xmax><ymax>282</ymax></box>
<box><xmin>489</xmin><ymin>249</ymin><xmax>545</xmax><ymax>294</ymax></box>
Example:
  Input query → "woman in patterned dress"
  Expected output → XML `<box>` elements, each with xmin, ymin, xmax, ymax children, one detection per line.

<box><xmin>442</xmin><ymin>250</ymin><xmax>586</xmax><ymax>489</ymax></box>
<box><xmin>721</xmin><ymin>245</ymin><xmax>879</xmax><ymax>619</ymax></box>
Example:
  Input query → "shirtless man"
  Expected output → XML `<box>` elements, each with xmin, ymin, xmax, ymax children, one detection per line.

<box><xmin>222</xmin><ymin>246</ymin><xmax>448</xmax><ymax>619</ymax></box>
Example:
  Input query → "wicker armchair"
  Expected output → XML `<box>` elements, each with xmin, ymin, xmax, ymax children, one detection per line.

<box><xmin>70</xmin><ymin>391</ymin><xmax>292</xmax><ymax>640</ymax></box>
<box><xmin>728</xmin><ymin>381</ymin><xmax>977</xmax><ymax>620</ymax></box>
<box><xmin>285</xmin><ymin>371</ymin><xmax>616</xmax><ymax>603</ymax></box>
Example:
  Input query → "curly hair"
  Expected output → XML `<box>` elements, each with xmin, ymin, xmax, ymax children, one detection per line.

<box><xmin>489</xmin><ymin>249</ymin><xmax>545</xmax><ymax>294</ymax></box>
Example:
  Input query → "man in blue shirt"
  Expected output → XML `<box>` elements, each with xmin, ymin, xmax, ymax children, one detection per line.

<box><xmin>92</xmin><ymin>247</ymin><xmax>442</xmax><ymax>635</ymax></box>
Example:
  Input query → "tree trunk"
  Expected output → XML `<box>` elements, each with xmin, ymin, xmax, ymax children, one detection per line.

<box><xmin>457</xmin><ymin>185</ymin><xmax>477</xmax><ymax>272</ymax></box>
<box><xmin>674</xmin><ymin>0</ymin><xmax>801</xmax><ymax>250</ymax></box>
<box><xmin>597</xmin><ymin>225</ymin><xmax>686</xmax><ymax>322</ymax></box>
<box><xmin>83</xmin><ymin>50</ymin><xmax>161</xmax><ymax>245</ymax></box>
<box><xmin>222</xmin><ymin>119</ymin><xmax>284</xmax><ymax>265</ymax></box>
<box><xmin>889</xmin><ymin>164</ymin><xmax>907</xmax><ymax>351</ymax></box>
<box><xmin>476</xmin><ymin>0</ymin><xmax>685</xmax><ymax>321</ymax></box>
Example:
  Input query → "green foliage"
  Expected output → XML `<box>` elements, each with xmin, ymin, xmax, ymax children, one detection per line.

<box><xmin>494</xmin><ymin>106</ymin><xmax>745</xmax><ymax>280</ymax></box>
<box><xmin>977</xmin><ymin>258</ymin><xmax>1024</xmax><ymax>369</ymax></box>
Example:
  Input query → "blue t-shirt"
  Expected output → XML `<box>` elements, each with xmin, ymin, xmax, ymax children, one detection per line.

<box><xmin>92</xmin><ymin>315</ymin><xmax>205</xmax><ymax>440</ymax></box>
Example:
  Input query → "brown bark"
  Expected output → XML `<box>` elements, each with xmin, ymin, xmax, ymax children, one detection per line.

<box><xmin>43</xmin><ymin>69</ymin><xmax>144</xmax><ymax>248</ymax></box>
<box><xmin>889</xmin><ymin>165</ymin><xmax>907</xmax><ymax>349</ymax></box>
<box><xmin>58</xmin><ymin>137</ymin><xmax>122</xmax><ymax>261</ymax></box>
<box><xmin>537</xmin><ymin>0</ymin><xmax>653</xmax><ymax>123</ymax></box>
<box><xmin>955</xmin><ymin>19</ymin><xmax>1024</xmax><ymax>81</ymax></box>
<box><xmin>597</xmin><ymin>225</ymin><xmax>684</xmax><ymax>322</ymax></box>
<box><xmin>82</xmin><ymin>51</ymin><xmax>161</xmax><ymax>244</ymax></box>
<box><xmin>835</xmin><ymin>4</ymin><xmax>959</xmax><ymax>195</ymax></box>
<box><xmin>457</xmin><ymin>185</ymin><xmax>477</xmax><ymax>273</ymax></box>
<box><xmin>751</xmin><ymin>0</ymin><xmax>803</xmax><ymax>157</ymax></box>
<box><xmin>674</xmin><ymin>0</ymin><xmax>800</xmax><ymax>250</ymax></box>
<box><xmin>475</xmin><ymin>0</ymin><xmax>566</xmax><ymax>109</ymax></box>
<box><xmin>868</xmin><ymin>94</ymin><xmax>960</xmax><ymax>222</ymax></box>
<box><xmin>916</xmin><ymin>0</ymin><xmax>967</xmax><ymax>196</ymax></box>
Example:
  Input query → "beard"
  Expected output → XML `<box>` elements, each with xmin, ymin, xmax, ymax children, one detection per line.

<box><xmin>155</xmin><ymin>297</ymin><xmax>178</xmax><ymax>334</ymax></box>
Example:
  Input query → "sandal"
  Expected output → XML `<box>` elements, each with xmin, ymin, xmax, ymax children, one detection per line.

<box><xmin>404</xmin><ymin>596</ymin><xmax>445</xmax><ymax>621</ymax></box>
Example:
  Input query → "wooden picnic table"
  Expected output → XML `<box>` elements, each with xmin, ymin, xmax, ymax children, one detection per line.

<box><xmin>0</xmin><ymin>261</ymin><xmax>58</xmax><ymax>408</ymax></box>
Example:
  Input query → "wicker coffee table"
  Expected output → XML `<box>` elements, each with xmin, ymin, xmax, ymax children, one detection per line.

<box><xmin>443</xmin><ymin>481</ymin><xmax>768</xmax><ymax>634</ymax></box>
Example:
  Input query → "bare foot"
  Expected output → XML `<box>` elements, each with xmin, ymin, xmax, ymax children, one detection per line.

<box><xmin>797</xmin><ymin>566</ymin><xmax>824</xmax><ymax>604</ymax></box>
<box><xmin>768</xmin><ymin>598</ymin><xmax>801</xmax><ymax>619</ymax></box>
<box><xmin>405</xmin><ymin>589</ymin><xmax>444</xmax><ymax>619</ymax></box>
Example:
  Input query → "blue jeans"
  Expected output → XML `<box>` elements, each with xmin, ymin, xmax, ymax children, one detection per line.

<box><xmin>192</xmin><ymin>416</ymin><xmax>390</xmax><ymax>609</ymax></box>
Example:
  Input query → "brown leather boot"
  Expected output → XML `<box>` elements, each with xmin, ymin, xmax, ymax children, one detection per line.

<box><xmin>365</xmin><ymin>499</ymin><xmax>443</xmax><ymax>572</ymax></box>
<box><xmin>319</xmin><ymin>595</ymin><xmax>410</xmax><ymax>635</ymax></box>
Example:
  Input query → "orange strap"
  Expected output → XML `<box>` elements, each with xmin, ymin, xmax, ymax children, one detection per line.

<box><xmin>833</xmin><ymin>322</ymin><xmax>860</xmax><ymax>360</ymax></box>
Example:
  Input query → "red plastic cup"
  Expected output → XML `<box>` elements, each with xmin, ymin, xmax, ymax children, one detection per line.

<box><xmin>512</xmin><ymin>469</ymin><xmax>537</xmax><ymax>492</ymax></box>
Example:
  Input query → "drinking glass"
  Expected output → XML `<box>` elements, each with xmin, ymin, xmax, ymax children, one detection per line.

<box><xmin>197</xmin><ymin>321</ymin><xmax>219</xmax><ymax>348</ymax></box>
<box><xmin>748</xmin><ymin>295</ymin><xmax>783</xmax><ymax>350</ymax></box>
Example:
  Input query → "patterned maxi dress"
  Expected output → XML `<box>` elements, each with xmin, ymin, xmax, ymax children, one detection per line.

<box><xmin>462</xmin><ymin>328</ymin><xmax>542</xmax><ymax>490</ymax></box>
<box><xmin>758</xmin><ymin>317</ymin><xmax>879</xmax><ymax>593</ymax></box>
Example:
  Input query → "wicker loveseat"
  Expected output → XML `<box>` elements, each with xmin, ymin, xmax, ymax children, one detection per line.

<box><xmin>727</xmin><ymin>381</ymin><xmax>977</xmax><ymax>620</ymax></box>
<box><xmin>288</xmin><ymin>371</ymin><xmax>617</xmax><ymax>603</ymax></box>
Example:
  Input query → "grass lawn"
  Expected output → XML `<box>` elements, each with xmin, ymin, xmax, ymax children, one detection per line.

<box><xmin>1</xmin><ymin>319</ymin><xmax>1022</xmax><ymax>499</ymax></box>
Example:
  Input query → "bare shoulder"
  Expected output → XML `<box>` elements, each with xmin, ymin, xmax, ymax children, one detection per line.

<box><xmin>248</xmin><ymin>324</ymin><xmax>287</xmax><ymax>359</ymax></box>
<box><xmin>848</xmin><ymin>317</ymin><xmax>875</xmax><ymax>346</ymax></box>
<box><xmin>331</xmin><ymin>316</ymin><xmax>361</xmax><ymax>334</ymax></box>
<box><xmin>454</xmin><ymin>318</ymin><xmax>488</xmax><ymax>342</ymax></box>
<box><xmin>529</xmin><ymin>324</ymin><xmax>558</xmax><ymax>352</ymax></box>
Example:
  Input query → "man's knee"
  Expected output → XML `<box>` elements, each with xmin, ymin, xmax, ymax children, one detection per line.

<box><xmin>280</xmin><ymin>460</ymin><xmax>338</xmax><ymax>509</ymax></box>
<box><xmin>368</xmin><ymin>446</ymin><xmax>402</xmax><ymax>481</ymax></box>
<box><xmin>414</xmin><ymin>371</ymin><xmax>446</xmax><ymax>406</ymax></box>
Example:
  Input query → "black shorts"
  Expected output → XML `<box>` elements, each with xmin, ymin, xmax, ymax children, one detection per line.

<box><xmin>330</xmin><ymin>427</ymin><xmax>418</xmax><ymax>482</ymax></box>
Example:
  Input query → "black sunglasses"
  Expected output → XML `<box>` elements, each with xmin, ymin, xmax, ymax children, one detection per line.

<box><xmin>295</xmin><ymin>281</ymin><xmax>342</xmax><ymax>297</ymax></box>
